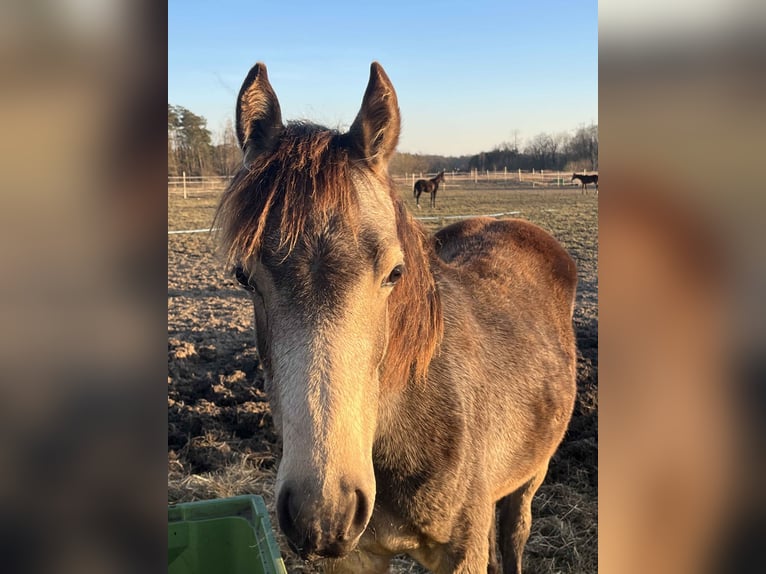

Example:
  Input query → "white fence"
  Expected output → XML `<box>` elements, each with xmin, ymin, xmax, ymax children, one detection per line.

<box><xmin>169</xmin><ymin>169</ymin><xmax>597</xmax><ymax>197</ymax></box>
<box><xmin>168</xmin><ymin>174</ymin><xmax>232</xmax><ymax>197</ymax></box>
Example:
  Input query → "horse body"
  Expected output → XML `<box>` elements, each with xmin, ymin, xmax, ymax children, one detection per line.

<box><xmin>414</xmin><ymin>170</ymin><xmax>446</xmax><ymax>208</ymax></box>
<box><xmin>216</xmin><ymin>62</ymin><xmax>577</xmax><ymax>573</ymax></box>
<box><xmin>572</xmin><ymin>173</ymin><xmax>598</xmax><ymax>194</ymax></box>
<box><xmin>352</xmin><ymin>218</ymin><xmax>577</xmax><ymax>574</ymax></box>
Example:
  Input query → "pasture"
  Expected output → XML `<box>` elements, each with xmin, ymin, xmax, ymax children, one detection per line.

<box><xmin>168</xmin><ymin>182</ymin><xmax>597</xmax><ymax>573</ymax></box>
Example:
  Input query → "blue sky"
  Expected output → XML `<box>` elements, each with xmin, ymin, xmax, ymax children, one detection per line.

<box><xmin>169</xmin><ymin>1</ymin><xmax>597</xmax><ymax>156</ymax></box>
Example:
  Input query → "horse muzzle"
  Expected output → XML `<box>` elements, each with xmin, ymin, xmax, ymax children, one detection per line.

<box><xmin>276</xmin><ymin>478</ymin><xmax>373</xmax><ymax>560</ymax></box>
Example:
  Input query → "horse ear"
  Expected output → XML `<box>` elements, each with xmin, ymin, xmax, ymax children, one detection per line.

<box><xmin>348</xmin><ymin>62</ymin><xmax>401</xmax><ymax>172</ymax></box>
<box><xmin>236</xmin><ymin>62</ymin><xmax>284</xmax><ymax>168</ymax></box>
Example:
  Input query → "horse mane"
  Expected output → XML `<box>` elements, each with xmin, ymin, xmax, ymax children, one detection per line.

<box><xmin>382</xmin><ymin>189</ymin><xmax>443</xmax><ymax>389</ymax></box>
<box><xmin>214</xmin><ymin>121</ymin><xmax>443</xmax><ymax>390</ymax></box>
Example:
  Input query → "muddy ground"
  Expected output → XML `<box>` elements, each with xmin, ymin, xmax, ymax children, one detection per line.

<box><xmin>168</xmin><ymin>183</ymin><xmax>597</xmax><ymax>573</ymax></box>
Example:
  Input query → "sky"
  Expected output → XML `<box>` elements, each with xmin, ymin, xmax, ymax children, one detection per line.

<box><xmin>168</xmin><ymin>0</ymin><xmax>597</xmax><ymax>157</ymax></box>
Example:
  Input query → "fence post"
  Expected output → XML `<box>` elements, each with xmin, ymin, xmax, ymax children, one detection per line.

<box><xmin>504</xmin><ymin>167</ymin><xmax>507</xmax><ymax>182</ymax></box>
<box><xmin>518</xmin><ymin>168</ymin><xmax>521</xmax><ymax>182</ymax></box>
<box><xmin>182</xmin><ymin>171</ymin><xmax>187</xmax><ymax>199</ymax></box>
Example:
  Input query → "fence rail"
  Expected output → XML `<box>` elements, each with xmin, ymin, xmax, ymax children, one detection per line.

<box><xmin>169</xmin><ymin>169</ymin><xmax>597</xmax><ymax>196</ymax></box>
<box><xmin>168</xmin><ymin>174</ymin><xmax>232</xmax><ymax>197</ymax></box>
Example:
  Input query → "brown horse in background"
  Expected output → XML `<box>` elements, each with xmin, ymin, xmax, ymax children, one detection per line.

<box><xmin>215</xmin><ymin>61</ymin><xmax>577</xmax><ymax>573</ymax></box>
<box><xmin>572</xmin><ymin>173</ymin><xmax>598</xmax><ymax>194</ymax></box>
<box><xmin>414</xmin><ymin>170</ymin><xmax>446</xmax><ymax>208</ymax></box>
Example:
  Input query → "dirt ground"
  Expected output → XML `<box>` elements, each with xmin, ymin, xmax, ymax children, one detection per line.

<box><xmin>168</xmin><ymin>182</ymin><xmax>598</xmax><ymax>573</ymax></box>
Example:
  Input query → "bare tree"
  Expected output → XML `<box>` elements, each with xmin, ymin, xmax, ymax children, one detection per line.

<box><xmin>566</xmin><ymin>123</ymin><xmax>598</xmax><ymax>171</ymax></box>
<box><xmin>525</xmin><ymin>133</ymin><xmax>559</xmax><ymax>170</ymax></box>
<box><xmin>168</xmin><ymin>104</ymin><xmax>181</xmax><ymax>176</ymax></box>
<box><xmin>211</xmin><ymin>118</ymin><xmax>240</xmax><ymax>176</ymax></box>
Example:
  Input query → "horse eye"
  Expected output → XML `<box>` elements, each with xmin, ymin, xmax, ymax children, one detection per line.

<box><xmin>234</xmin><ymin>265</ymin><xmax>254</xmax><ymax>291</ymax></box>
<box><xmin>384</xmin><ymin>264</ymin><xmax>405</xmax><ymax>287</ymax></box>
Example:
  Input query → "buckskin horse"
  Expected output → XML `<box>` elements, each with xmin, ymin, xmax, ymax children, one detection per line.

<box><xmin>214</xmin><ymin>62</ymin><xmax>577</xmax><ymax>573</ymax></box>
<box><xmin>572</xmin><ymin>173</ymin><xmax>598</xmax><ymax>194</ymax></box>
<box><xmin>414</xmin><ymin>170</ymin><xmax>446</xmax><ymax>208</ymax></box>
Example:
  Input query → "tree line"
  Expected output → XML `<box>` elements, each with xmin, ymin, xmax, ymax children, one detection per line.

<box><xmin>168</xmin><ymin>104</ymin><xmax>240</xmax><ymax>177</ymax></box>
<box><xmin>168</xmin><ymin>103</ymin><xmax>597</xmax><ymax>177</ymax></box>
<box><xmin>468</xmin><ymin>124</ymin><xmax>598</xmax><ymax>173</ymax></box>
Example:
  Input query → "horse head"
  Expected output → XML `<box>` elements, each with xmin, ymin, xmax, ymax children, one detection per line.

<box><xmin>215</xmin><ymin>62</ymin><xmax>440</xmax><ymax>560</ymax></box>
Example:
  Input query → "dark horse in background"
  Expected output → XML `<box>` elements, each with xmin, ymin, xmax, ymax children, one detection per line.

<box><xmin>414</xmin><ymin>170</ymin><xmax>446</xmax><ymax>208</ymax></box>
<box><xmin>572</xmin><ymin>173</ymin><xmax>598</xmax><ymax>194</ymax></box>
<box><xmin>215</xmin><ymin>61</ymin><xmax>577</xmax><ymax>573</ymax></box>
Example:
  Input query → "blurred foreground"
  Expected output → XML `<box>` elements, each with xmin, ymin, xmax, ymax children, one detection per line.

<box><xmin>0</xmin><ymin>0</ymin><xmax>763</xmax><ymax>572</ymax></box>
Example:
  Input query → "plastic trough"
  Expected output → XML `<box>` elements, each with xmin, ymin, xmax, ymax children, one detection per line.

<box><xmin>168</xmin><ymin>494</ymin><xmax>287</xmax><ymax>574</ymax></box>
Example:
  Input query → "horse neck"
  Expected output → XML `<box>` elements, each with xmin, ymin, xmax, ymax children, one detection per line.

<box><xmin>375</xmin><ymin>258</ymin><xmax>454</xmax><ymax>472</ymax></box>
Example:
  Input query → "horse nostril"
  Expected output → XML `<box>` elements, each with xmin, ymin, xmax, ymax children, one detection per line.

<box><xmin>277</xmin><ymin>487</ymin><xmax>298</xmax><ymax>541</ymax></box>
<box><xmin>352</xmin><ymin>488</ymin><xmax>370</xmax><ymax>531</ymax></box>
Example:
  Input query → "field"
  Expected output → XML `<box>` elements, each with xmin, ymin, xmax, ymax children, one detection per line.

<box><xmin>168</xmin><ymin>181</ymin><xmax>598</xmax><ymax>573</ymax></box>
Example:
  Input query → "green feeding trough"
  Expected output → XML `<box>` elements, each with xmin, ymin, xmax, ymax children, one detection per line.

<box><xmin>168</xmin><ymin>494</ymin><xmax>287</xmax><ymax>574</ymax></box>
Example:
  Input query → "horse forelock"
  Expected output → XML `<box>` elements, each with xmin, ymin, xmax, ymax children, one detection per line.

<box><xmin>214</xmin><ymin>122</ymin><xmax>362</xmax><ymax>266</ymax></box>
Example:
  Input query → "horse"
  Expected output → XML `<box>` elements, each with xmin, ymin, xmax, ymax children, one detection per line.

<box><xmin>214</xmin><ymin>61</ymin><xmax>578</xmax><ymax>574</ymax></box>
<box><xmin>414</xmin><ymin>170</ymin><xmax>446</xmax><ymax>208</ymax></box>
<box><xmin>572</xmin><ymin>173</ymin><xmax>598</xmax><ymax>194</ymax></box>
